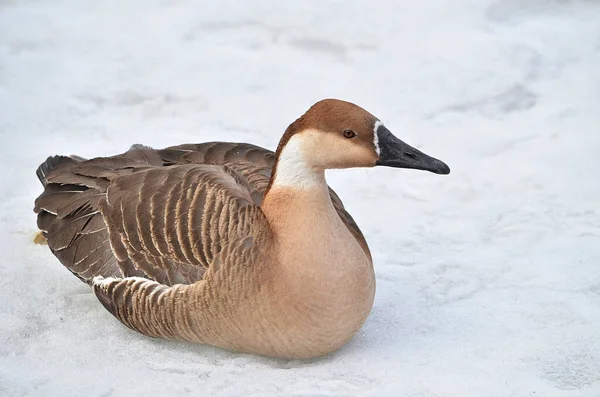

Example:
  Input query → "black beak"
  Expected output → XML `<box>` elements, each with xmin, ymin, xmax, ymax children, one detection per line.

<box><xmin>375</xmin><ymin>125</ymin><xmax>450</xmax><ymax>175</ymax></box>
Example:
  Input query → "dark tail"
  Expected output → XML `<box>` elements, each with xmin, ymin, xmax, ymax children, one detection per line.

<box><xmin>36</xmin><ymin>155</ymin><xmax>82</xmax><ymax>187</ymax></box>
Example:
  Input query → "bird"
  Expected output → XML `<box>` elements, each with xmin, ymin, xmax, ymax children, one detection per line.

<box><xmin>34</xmin><ymin>98</ymin><xmax>450</xmax><ymax>359</ymax></box>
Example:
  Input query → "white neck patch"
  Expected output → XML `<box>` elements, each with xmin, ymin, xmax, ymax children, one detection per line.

<box><xmin>373</xmin><ymin>120</ymin><xmax>383</xmax><ymax>156</ymax></box>
<box><xmin>272</xmin><ymin>133</ymin><xmax>323</xmax><ymax>190</ymax></box>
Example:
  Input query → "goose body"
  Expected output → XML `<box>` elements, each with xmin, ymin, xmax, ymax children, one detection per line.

<box><xmin>34</xmin><ymin>99</ymin><xmax>449</xmax><ymax>359</ymax></box>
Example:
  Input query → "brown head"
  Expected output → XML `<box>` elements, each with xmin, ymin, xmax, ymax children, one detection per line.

<box><xmin>269</xmin><ymin>99</ymin><xmax>449</xmax><ymax>190</ymax></box>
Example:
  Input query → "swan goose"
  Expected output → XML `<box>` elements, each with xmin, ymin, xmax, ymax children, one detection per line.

<box><xmin>34</xmin><ymin>99</ymin><xmax>450</xmax><ymax>359</ymax></box>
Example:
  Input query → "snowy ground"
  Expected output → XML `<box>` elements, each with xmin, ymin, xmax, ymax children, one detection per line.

<box><xmin>1</xmin><ymin>0</ymin><xmax>600</xmax><ymax>396</ymax></box>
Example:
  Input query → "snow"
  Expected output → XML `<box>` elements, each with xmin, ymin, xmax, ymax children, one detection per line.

<box><xmin>1</xmin><ymin>0</ymin><xmax>599</xmax><ymax>395</ymax></box>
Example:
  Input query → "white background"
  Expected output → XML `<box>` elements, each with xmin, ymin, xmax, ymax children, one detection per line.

<box><xmin>1</xmin><ymin>0</ymin><xmax>599</xmax><ymax>396</ymax></box>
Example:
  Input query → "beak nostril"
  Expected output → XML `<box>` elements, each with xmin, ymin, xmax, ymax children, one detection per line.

<box><xmin>405</xmin><ymin>152</ymin><xmax>417</xmax><ymax>159</ymax></box>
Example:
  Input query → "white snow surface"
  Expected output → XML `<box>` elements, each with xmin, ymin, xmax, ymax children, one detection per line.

<box><xmin>1</xmin><ymin>0</ymin><xmax>600</xmax><ymax>396</ymax></box>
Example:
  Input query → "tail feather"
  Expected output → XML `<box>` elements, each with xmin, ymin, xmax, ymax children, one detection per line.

<box><xmin>34</xmin><ymin>153</ymin><xmax>121</xmax><ymax>283</ymax></box>
<box><xmin>34</xmin><ymin>145</ymin><xmax>165</xmax><ymax>284</ymax></box>
<box><xmin>36</xmin><ymin>155</ymin><xmax>81</xmax><ymax>187</ymax></box>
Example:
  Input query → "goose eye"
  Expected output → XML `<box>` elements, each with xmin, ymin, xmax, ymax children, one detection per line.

<box><xmin>343</xmin><ymin>129</ymin><xmax>357</xmax><ymax>139</ymax></box>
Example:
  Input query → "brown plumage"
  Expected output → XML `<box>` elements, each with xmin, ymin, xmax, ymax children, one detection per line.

<box><xmin>34</xmin><ymin>99</ymin><xmax>449</xmax><ymax>358</ymax></box>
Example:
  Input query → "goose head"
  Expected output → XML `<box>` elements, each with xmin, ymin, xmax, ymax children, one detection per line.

<box><xmin>270</xmin><ymin>99</ymin><xmax>449</xmax><ymax>189</ymax></box>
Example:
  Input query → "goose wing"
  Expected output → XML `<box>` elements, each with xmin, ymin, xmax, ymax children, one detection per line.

<box><xmin>34</xmin><ymin>144</ymin><xmax>267</xmax><ymax>286</ymax></box>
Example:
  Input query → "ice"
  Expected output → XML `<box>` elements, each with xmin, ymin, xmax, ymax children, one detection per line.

<box><xmin>1</xmin><ymin>0</ymin><xmax>599</xmax><ymax>396</ymax></box>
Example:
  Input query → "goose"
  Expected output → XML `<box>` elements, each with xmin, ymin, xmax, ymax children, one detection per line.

<box><xmin>34</xmin><ymin>99</ymin><xmax>449</xmax><ymax>359</ymax></box>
